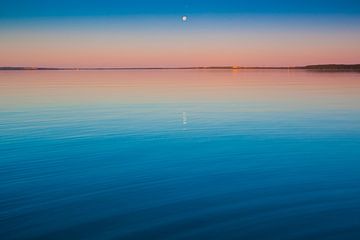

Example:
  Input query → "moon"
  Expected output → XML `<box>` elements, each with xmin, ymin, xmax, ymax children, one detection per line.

<box><xmin>182</xmin><ymin>16</ymin><xmax>188</xmax><ymax>22</ymax></box>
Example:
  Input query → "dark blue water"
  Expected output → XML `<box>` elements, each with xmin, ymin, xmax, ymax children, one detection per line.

<box><xmin>1</xmin><ymin>70</ymin><xmax>360</xmax><ymax>239</ymax></box>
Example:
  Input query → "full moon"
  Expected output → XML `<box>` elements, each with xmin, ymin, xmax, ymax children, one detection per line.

<box><xmin>182</xmin><ymin>16</ymin><xmax>188</xmax><ymax>22</ymax></box>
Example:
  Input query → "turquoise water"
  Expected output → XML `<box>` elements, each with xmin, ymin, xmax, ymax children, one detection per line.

<box><xmin>1</xmin><ymin>70</ymin><xmax>360</xmax><ymax>239</ymax></box>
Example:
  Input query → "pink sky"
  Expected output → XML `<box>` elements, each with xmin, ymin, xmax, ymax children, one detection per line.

<box><xmin>1</xmin><ymin>16</ymin><xmax>360</xmax><ymax>67</ymax></box>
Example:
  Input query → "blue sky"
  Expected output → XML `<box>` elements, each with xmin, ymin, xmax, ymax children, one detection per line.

<box><xmin>1</xmin><ymin>0</ymin><xmax>360</xmax><ymax>19</ymax></box>
<box><xmin>1</xmin><ymin>0</ymin><xmax>360</xmax><ymax>67</ymax></box>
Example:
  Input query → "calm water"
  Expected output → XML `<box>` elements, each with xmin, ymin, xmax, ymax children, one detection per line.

<box><xmin>1</xmin><ymin>70</ymin><xmax>360</xmax><ymax>240</ymax></box>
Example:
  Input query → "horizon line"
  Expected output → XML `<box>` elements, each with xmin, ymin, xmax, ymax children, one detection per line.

<box><xmin>1</xmin><ymin>64</ymin><xmax>360</xmax><ymax>71</ymax></box>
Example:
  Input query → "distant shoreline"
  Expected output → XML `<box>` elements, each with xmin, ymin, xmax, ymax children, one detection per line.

<box><xmin>1</xmin><ymin>64</ymin><xmax>360</xmax><ymax>71</ymax></box>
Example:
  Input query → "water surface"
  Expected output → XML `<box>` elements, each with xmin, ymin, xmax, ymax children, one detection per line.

<box><xmin>1</xmin><ymin>70</ymin><xmax>360</xmax><ymax>239</ymax></box>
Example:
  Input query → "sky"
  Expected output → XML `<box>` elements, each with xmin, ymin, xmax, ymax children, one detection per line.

<box><xmin>1</xmin><ymin>0</ymin><xmax>360</xmax><ymax>67</ymax></box>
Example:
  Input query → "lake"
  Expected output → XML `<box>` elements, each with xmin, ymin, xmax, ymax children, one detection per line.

<box><xmin>1</xmin><ymin>70</ymin><xmax>360</xmax><ymax>239</ymax></box>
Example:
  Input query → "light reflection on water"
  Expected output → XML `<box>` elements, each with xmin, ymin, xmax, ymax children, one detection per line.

<box><xmin>1</xmin><ymin>70</ymin><xmax>360</xmax><ymax>239</ymax></box>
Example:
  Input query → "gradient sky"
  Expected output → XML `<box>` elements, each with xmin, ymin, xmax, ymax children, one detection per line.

<box><xmin>1</xmin><ymin>0</ymin><xmax>360</xmax><ymax>67</ymax></box>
